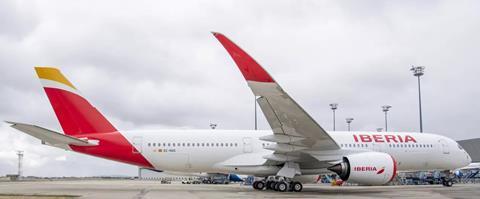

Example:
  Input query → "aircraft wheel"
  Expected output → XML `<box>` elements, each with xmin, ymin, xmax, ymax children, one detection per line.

<box><xmin>256</xmin><ymin>181</ymin><xmax>265</xmax><ymax>190</ymax></box>
<box><xmin>270</xmin><ymin>182</ymin><xmax>277</xmax><ymax>190</ymax></box>
<box><xmin>265</xmin><ymin>181</ymin><xmax>272</xmax><ymax>190</ymax></box>
<box><xmin>291</xmin><ymin>181</ymin><xmax>303</xmax><ymax>192</ymax></box>
<box><xmin>442</xmin><ymin>179</ymin><xmax>453</xmax><ymax>187</ymax></box>
<box><xmin>252</xmin><ymin>181</ymin><xmax>259</xmax><ymax>189</ymax></box>
<box><xmin>277</xmin><ymin>181</ymin><xmax>288</xmax><ymax>192</ymax></box>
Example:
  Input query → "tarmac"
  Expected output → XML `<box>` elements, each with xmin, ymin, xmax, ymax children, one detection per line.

<box><xmin>0</xmin><ymin>180</ymin><xmax>479</xmax><ymax>199</ymax></box>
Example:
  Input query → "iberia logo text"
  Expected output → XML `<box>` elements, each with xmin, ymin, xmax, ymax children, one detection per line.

<box><xmin>353</xmin><ymin>166</ymin><xmax>386</xmax><ymax>174</ymax></box>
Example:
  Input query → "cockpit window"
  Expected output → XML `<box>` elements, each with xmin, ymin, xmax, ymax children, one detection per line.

<box><xmin>458</xmin><ymin>144</ymin><xmax>464</xmax><ymax>150</ymax></box>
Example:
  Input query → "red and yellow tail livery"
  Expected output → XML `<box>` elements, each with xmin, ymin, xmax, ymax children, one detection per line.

<box><xmin>31</xmin><ymin>67</ymin><xmax>153</xmax><ymax>168</ymax></box>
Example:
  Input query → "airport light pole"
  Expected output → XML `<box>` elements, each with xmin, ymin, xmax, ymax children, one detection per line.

<box><xmin>329</xmin><ymin>103</ymin><xmax>338</xmax><ymax>131</ymax></box>
<box><xmin>17</xmin><ymin>151</ymin><xmax>23</xmax><ymax>178</ymax></box>
<box><xmin>410</xmin><ymin>65</ymin><xmax>425</xmax><ymax>133</ymax></box>
<box><xmin>210</xmin><ymin>123</ymin><xmax>217</xmax><ymax>130</ymax></box>
<box><xmin>254</xmin><ymin>96</ymin><xmax>257</xmax><ymax>130</ymax></box>
<box><xmin>346</xmin><ymin>118</ymin><xmax>354</xmax><ymax>132</ymax></box>
<box><xmin>382</xmin><ymin>105</ymin><xmax>392</xmax><ymax>132</ymax></box>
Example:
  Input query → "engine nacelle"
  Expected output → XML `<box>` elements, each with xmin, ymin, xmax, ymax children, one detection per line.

<box><xmin>328</xmin><ymin>152</ymin><xmax>397</xmax><ymax>185</ymax></box>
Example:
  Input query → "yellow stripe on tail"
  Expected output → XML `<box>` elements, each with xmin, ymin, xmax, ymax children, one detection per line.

<box><xmin>35</xmin><ymin>67</ymin><xmax>77</xmax><ymax>90</ymax></box>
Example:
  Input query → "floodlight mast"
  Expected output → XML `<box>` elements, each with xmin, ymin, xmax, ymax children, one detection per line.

<box><xmin>411</xmin><ymin>65</ymin><xmax>425</xmax><ymax>133</ymax></box>
<box><xmin>346</xmin><ymin>117</ymin><xmax>354</xmax><ymax>131</ymax></box>
<box><xmin>382</xmin><ymin>105</ymin><xmax>392</xmax><ymax>132</ymax></box>
<box><xmin>329</xmin><ymin>103</ymin><xmax>338</xmax><ymax>131</ymax></box>
<box><xmin>17</xmin><ymin>151</ymin><xmax>23</xmax><ymax>178</ymax></box>
<box><xmin>209</xmin><ymin>123</ymin><xmax>217</xmax><ymax>130</ymax></box>
<box><xmin>254</xmin><ymin>96</ymin><xmax>257</xmax><ymax>130</ymax></box>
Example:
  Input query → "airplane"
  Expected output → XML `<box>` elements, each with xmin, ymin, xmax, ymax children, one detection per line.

<box><xmin>458</xmin><ymin>162</ymin><xmax>480</xmax><ymax>170</ymax></box>
<box><xmin>6</xmin><ymin>32</ymin><xmax>471</xmax><ymax>192</ymax></box>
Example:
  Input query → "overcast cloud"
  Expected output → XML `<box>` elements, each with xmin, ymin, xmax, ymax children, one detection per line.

<box><xmin>0</xmin><ymin>0</ymin><xmax>479</xmax><ymax>177</ymax></box>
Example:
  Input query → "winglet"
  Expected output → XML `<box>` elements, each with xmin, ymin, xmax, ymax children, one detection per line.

<box><xmin>212</xmin><ymin>32</ymin><xmax>275</xmax><ymax>83</ymax></box>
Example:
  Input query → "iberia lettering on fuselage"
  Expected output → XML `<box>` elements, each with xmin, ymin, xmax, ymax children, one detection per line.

<box><xmin>353</xmin><ymin>134</ymin><xmax>417</xmax><ymax>143</ymax></box>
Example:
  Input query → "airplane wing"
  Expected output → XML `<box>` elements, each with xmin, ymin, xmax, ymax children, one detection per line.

<box><xmin>6</xmin><ymin>121</ymin><xmax>98</xmax><ymax>150</ymax></box>
<box><xmin>213</xmin><ymin>33</ymin><xmax>340</xmax><ymax>174</ymax></box>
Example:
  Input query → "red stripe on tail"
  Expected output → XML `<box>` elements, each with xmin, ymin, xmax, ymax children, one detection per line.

<box><xmin>44</xmin><ymin>87</ymin><xmax>116</xmax><ymax>135</ymax></box>
<box><xmin>43</xmin><ymin>85</ymin><xmax>153</xmax><ymax>168</ymax></box>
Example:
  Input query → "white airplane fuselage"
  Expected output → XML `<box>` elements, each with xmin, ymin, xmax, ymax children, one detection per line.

<box><xmin>122</xmin><ymin>130</ymin><xmax>471</xmax><ymax>175</ymax></box>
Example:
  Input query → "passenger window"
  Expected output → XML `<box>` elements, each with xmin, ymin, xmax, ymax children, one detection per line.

<box><xmin>235</xmin><ymin>143</ymin><xmax>238</xmax><ymax>147</ymax></box>
<box><xmin>172</xmin><ymin>143</ymin><xmax>175</xmax><ymax>147</ymax></box>
<box><xmin>153</xmin><ymin>143</ymin><xmax>156</xmax><ymax>147</ymax></box>
<box><xmin>168</xmin><ymin>143</ymin><xmax>171</xmax><ymax>147</ymax></box>
<box><xmin>148</xmin><ymin>143</ymin><xmax>151</xmax><ymax>147</ymax></box>
<box><xmin>202</xmin><ymin>143</ymin><xmax>205</xmax><ymax>147</ymax></box>
<box><xmin>206</xmin><ymin>143</ymin><xmax>209</xmax><ymax>147</ymax></box>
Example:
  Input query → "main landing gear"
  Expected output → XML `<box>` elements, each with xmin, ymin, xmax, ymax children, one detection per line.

<box><xmin>252</xmin><ymin>176</ymin><xmax>303</xmax><ymax>192</ymax></box>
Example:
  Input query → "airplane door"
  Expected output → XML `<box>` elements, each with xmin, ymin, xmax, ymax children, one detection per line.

<box><xmin>243</xmin><ymin>137</ymin><xmax>253</xmax><ymax>153</ymax></box>
<box><xmin>132</xmin><ymin>136</ymin><xmax>143</xmax><ymax>154</ymax></box>
<box><xmin>439</xmin><ymin>139</ymin><xmax>450</xmax><ymax>155</ymax></box>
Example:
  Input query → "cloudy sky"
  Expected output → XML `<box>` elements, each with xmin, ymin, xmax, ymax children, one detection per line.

<box><xmin>0</xmin><ymin>0</ymin><xmax>479</xmax><ymax>177</ymax></box>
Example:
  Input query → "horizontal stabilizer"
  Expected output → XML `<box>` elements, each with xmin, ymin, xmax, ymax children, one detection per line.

<box><xmin>5</xmin><ymin>121</ymin><xmax>98</xmax><ymax>150</ymax></box>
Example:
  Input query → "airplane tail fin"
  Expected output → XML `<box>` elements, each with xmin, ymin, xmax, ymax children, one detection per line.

<box><xmin>34</xmin><ymin>67</ymin><xmax>117</xmax><ymax>136</ymax></box>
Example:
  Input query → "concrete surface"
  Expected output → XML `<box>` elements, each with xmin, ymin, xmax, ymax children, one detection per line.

<box><xmin>0</xmin><ymin>180</ymin><xmax>479</xmax><ymax>199</ymax></box>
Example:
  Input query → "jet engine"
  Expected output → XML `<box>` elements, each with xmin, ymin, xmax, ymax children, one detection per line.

<box><xmin>328</xmin><ymin>152</ymin><xmax>397</xmax><ymax>185</ymax></box>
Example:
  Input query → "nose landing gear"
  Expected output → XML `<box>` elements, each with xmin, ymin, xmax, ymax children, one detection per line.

<box><xmin>252</xmin><ymin>176</ymin><xmax>303</xmax><ymax>192</ymax></box>
<box><xmin>441</xmin><ymin>170</ymin><xmax>454</xmax><ymax>187</ymax></box>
